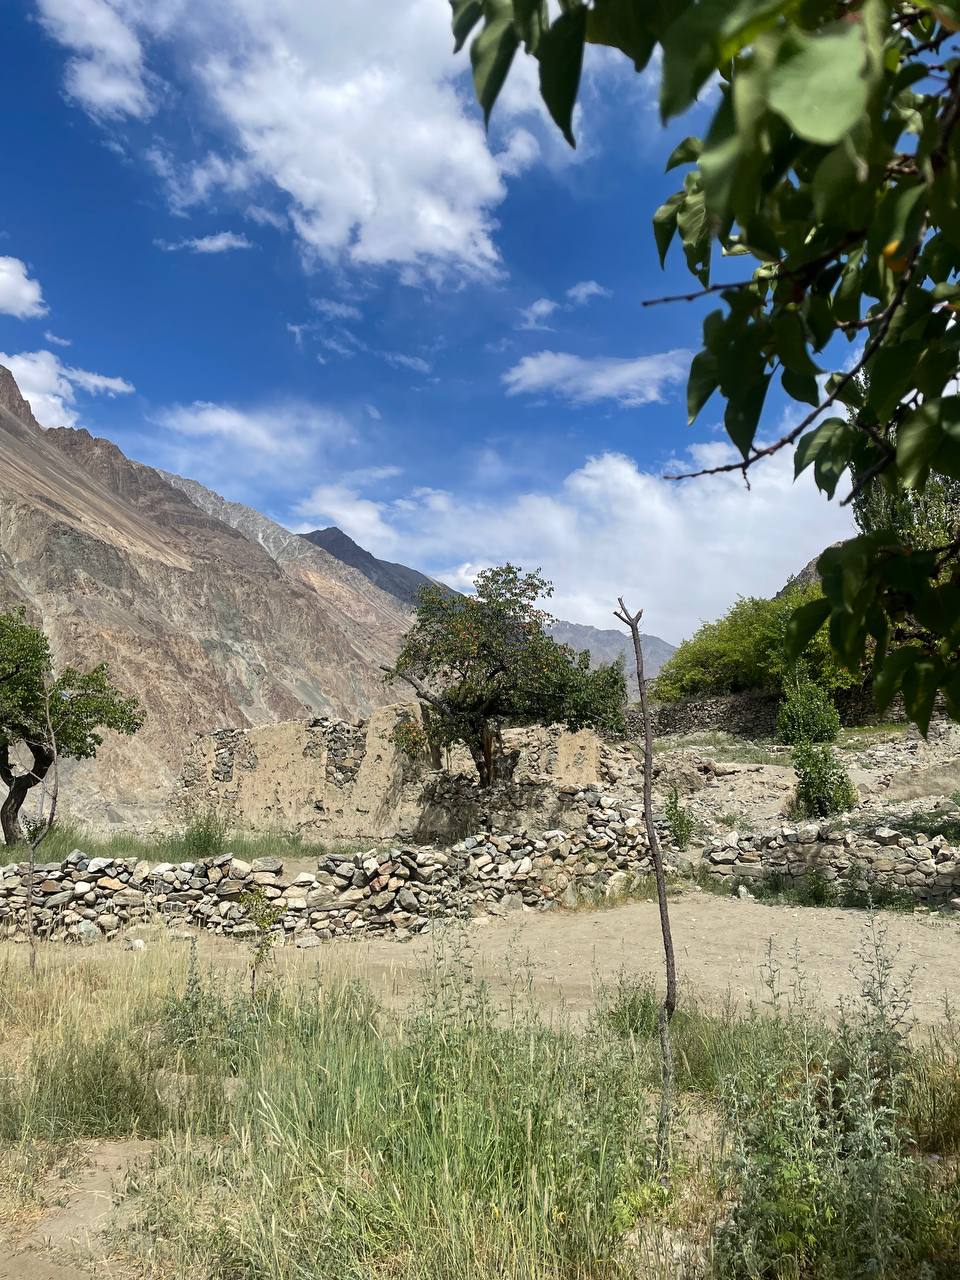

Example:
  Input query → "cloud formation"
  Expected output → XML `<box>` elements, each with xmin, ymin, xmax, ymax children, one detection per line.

<box><xmin>35</xmin><ymin>0</ymin><xmax>152</xmax><ymax>119</ymax></box>
<box><xmin>0</xmin><ymin>348</ymin><xmax>133</xmax><ymax>426</ymax></box>
<box><xmin>155</xmin><ymin>231</ymin><xmax>254</xmax><ymax>254</ymax></box>
<box><xmin>290</xmin><ymin>443</ymin><xmax>855</xmax><ymax>643</ymax></box>
<box><xmin>151</xmin><ymin>397</ymin><xmax>356</xmax><ymax>499</ymax></box>
<box><xmin>503</xmin><ymin>349</ymin><xmax>690</xmax><ymax>407</ymax></box>
<box><xmin>35</xmin><ymin>0</ymin><xmax>560</xmax><ymax>276</ymax></box>
<box><xmin>0</xmin><ymin>257</ymin><xmax>47</xmax><ymax>319</ymax></box>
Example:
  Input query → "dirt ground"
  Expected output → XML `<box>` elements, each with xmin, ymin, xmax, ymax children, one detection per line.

<box><xmin>2</xmin><ymin>892</ymin><xmax>958</xmax><ymax>1279</ymax></box>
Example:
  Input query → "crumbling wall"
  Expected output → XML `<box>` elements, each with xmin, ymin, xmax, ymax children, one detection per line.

<box><xmin>177</xmin><ymin>707</ymin><xmax>640</xmax><ymax>844</ymax></box>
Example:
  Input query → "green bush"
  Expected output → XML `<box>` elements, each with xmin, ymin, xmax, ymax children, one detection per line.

<box><xmin>174</xmin><ymin>808</ymin><xmax>227</xmax><ymax>860</ymax></box>
<box><xmin>776</xmin><ymin>676</ymin><xmax>841</xmax><ymax>744</ymax></box>
<box><xmin>663</xmin><ymin>787</ymin><xmax>696</xmax><ymax>850</ymax></box>
<box><xmin>654</xmin><ymin>583</ymin><xmax>856</xmax><ymax>702</ymax></box>
<box><xmin>792</xmin><ymin>742</ymin><xmax>857</xmax><ymax>818</ymax></box>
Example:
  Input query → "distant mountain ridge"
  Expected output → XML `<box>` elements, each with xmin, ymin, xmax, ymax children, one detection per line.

<box><xmin>305</xmin><ymin>524</ymin><xmax>676</xmax><ymax>681</ymax></box>
<box><xmin>303</xmin><ymin>526</ymin><xmax>449</xmax><ymax>608</ymax></box>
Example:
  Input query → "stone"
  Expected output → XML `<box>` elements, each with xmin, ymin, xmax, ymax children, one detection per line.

<box><xmin>295</xmin><ymin>932</ymin><xmax>322</xmax><ymax>948</ymax></box>
<box><xmin>875</xmin><ymin>827</ymin><xmax>901</xmax><ymax>846</ymax></box>
<box><xmin>73</xmin><ymin>919</ymin><xmax>100</xmax><ymax>945</ymax></box>
<box><xmin>252</xmin><ymin>857</ymin><xmax>283</xmax><ymax>874</ymax></box>
<box><xmin>229</xmin><ymin>859</ymin><xmax>252</xmax><ymax>879</ymax></box>
<box><xmin>124</xmin><ymin>937</ymin><xmax>147</xmax><ymax>952</ymax></box>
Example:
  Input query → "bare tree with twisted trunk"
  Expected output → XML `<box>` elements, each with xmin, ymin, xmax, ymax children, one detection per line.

<box><xmin>614</xmin><ymin>597</ymin><xmax>677</xmax><ymax>1178</ymax></box>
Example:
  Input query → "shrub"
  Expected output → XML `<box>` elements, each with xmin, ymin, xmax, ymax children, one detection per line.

<box><xmin>663</xmin><ymin>787</ymin><xmax>695</xmax><ymax>850</ymax></box>
<box><xmin>175</xmin><ymin>808</ymin><xmax>227</xmax><ymax>860</ymax></box>
<box><xmin>776</xmin><ymin>675</ymin><xmax>841</xmax><ymax>744</ymax></box>
<box><xmin>654</xmin><ymin>583</ymin><xmax>857</xmax><ymax>702</ymax></box>
<box><xmin>792</xmin><ymin>743</ymin><xmax>857</xmax><ymax>819</ymax></box>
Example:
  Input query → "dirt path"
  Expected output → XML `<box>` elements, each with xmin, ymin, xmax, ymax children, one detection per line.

<box><xmin>0</xmin><ymin>1141</ymin><xmax>150</xmax><ymax>1280</ymax></box>
<box><xmin>297</xmin><ymin>891</ymin><xmax>960</xmax><ymax>1024</ymax></box>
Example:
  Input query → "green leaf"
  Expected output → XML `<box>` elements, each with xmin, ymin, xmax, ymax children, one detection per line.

<box><xmin>652</xmin><ymin>191</ymin><xmax>684</xmax><ymax>267</ymax></box>
<box><xmin>782</xmin><ymin>367</ymin><xmax>820</xmax><ymax>407</ymax></box>
<box><xmin>873</xmin><ymin>647</ymin><xmax>925</xmax><ymax>714</ymax></box>
<box><xmin>513</xmin><ymin>0</ymin><xmax>548</xmax><ymax>52</ymax></box>
<box><xmin>772</xmin><ymin>310</ymin><xmax>821</xmax><ymax>376</ymax></box>
<box><xmin>767</xmin><ymin>24</ymin><xmax>870</xmax><ymax>145</ymax></box>
<box><xmin>538</xmin><ymin>6</ymin><xmax>587</xmax><ymax>147</ymax></box>
<box><xmin>677</xmin><ymin>184</ymin><xmax>711</xmax><ymax>284</ymax></box>
<box><xmin>666</xmin><ymin>136</ymin><xmax>703</xmax><ymax>171</ymax></box>
<box><xmin>452</xmin><ymin>0</ymin><xmax>484</xmax><ymax>53</ymax></box>
<box><xmin>794</xmin><ymin>418</ymin><xmax>857</xmax><ymax>498</ymax></box>
<box><xmin>902</xmin><ymin>658</ymin><xmax>941</xmax><ymax>736</ymax></box>
<box><xmin>470</xmin><ymin>0</ymin><xmax>520</xmax><ymax>126</ymax></box>
<box><xmin>585</xmin><ymin>0</ymin><xmax>658</xmax><ymax>70</ymax></box>
<box><xmin>785</xmin><ymin>598</ymin><xmax>831</xmax><ymax>663</ymax></box>
<box><xmin>725</xmin><ymin>372</ymin><xmax>770</xmax><ymax>457</ymax></box>
<box><xmin>687</xmin><ymin>349</ymin><xmax>719</xmax><ymax>423</ymax></box>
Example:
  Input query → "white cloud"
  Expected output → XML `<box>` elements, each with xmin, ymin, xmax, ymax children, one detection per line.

<box><xmin>38</xmin><ymin>0</ymin><xmax>561</xmax><ymax>276</ymax></box>
<box><xmin>43</xmin><ymin>330</ymin><xmax>72</xmax><ymax>347</ymax></box>
<box><xmin>312</xmin><ymin>298</ymin><xmax>362</xmax><ymax>322</ymax></box>
<box><xmin>517</xmin><ymin>298</ymin><xmax>558</xmax><ymax>332</ymax></box>
<box><xmin>566</xmin><ymin>280</ymin><xmax>611</xmax><ymax>306</ymax></box>
<box><xmin>503</xmin><ymin>349</ymin><xmax>690</xmax><ymax>407</ymax></box>
<box><xmin>35</xmin><ymin>0</ymin><xmax>152</xmax><ymax>120</ymax></box>
<box><xmin>383</xmin><ymin>351</ymin><xmax>432</xmax><ymax>375</ymax></box>
<box><xmin>294</xmin><ymin>483</ymin><xmax>396</xmax><ymax>545</ymax></box>
<box><xmin>289</xmin><ymin>444</ymin><xmax>855</xmax><ymax>643</ymax></box>
<box><xmin>0</xmin><ymin>257</ymin><xmax>47</xmax><ymax>319</ymax></box>
<box><xmin>0</xmin><ymin>348</ymin><xmax>133</xmax><ymax>427</ymax></box>
<box><xmin>155</xmin><ymin>231</ymin><xmax>254</xmax><ymax>254</ymax></box>
<box><xmin>151</xmin><ymin>397</ymin><xmax>355</xmax><ymax>498</ymax></box>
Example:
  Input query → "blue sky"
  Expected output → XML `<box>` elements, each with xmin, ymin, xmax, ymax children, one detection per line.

<box><xmin>0</xmin><ymin>1</ymin><xmax>854</xmax><ymax>643</ymax></box>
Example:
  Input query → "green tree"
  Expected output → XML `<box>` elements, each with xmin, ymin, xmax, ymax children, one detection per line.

<box><xmin>384</xmin><ymin>565</ymin><xmax>625</xmax><ymax>785</ymax></box>
<box><xmin>0</xmin><ymin>610</ymin><xmax>144</xmax><ymax>844</ymax></box>
<box><xmin>655</xmin><ymin>583</ymin><xmax>856</xmax><ymax>701</ymax></box>
<box><xmin>448</xmin><ymin>0</ymin><xmax>960</xmax><ymax>731</ymax></box>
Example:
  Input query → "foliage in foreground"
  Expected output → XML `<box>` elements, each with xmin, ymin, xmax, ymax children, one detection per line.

<box><xmin>1</xmin><ymin>927</ymin><xmax>959</xmax><ymax>1279</ymax></box>
<box><xmin>449</xmin><ymin>0</ymin><xmax>960</xmax><ymax>729</ymax></box>
<box><xmin>386</xmin><ymin>565</ymin><xmax>626</xmax><ymax>785</ymax></box>
<box><xmin>655</xmin><ymin>585</ymin><xmax>856</xmax><ymax>703</ymax></box>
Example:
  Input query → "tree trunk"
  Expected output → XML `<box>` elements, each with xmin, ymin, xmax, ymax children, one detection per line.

<box><xmin>614</xmin><ymin>598</ymin><xmax>678</xmax><ymax>1179</ymax></box>
<box><xmin>0</xmin><ymin>742</ymin><xmax>53</xmax><ymax>845</ymax></box>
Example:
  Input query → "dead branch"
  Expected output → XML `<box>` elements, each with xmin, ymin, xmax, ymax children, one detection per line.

<box><xmin>614</xmin><ymin>597</ymin><xmax>677</xmax><ymax>1178</ymax></box>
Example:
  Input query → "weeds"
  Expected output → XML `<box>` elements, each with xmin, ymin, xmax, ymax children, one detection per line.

<box><xmin>0</xmin><ymin>932</ymin><xmax>958</xmax><ymax>1279</ymax></box>
<box><xmin>664</xmin><ymin>787</ymin><xmax>696</xmax><ymax>850</ymax></box>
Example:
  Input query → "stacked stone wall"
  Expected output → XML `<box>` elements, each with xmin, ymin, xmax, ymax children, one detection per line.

<box><xmin>703</xmin><ymin>820</ymin><xmax>960</xmax><ymax>904</ymax></box>
<box><xmin>0</xmin><ymin>791</ymin><xmax>668</xmax><ymax>946</ymax></box>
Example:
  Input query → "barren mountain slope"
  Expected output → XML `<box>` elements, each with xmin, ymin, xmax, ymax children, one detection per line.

<box><xmin>0</xmin><ymin>365</ymin><xmax>407</xmax><ymax>828</ymax></box>
<box><xmin>160</xmin><ymin>473</ymin><xmax>411</xmax><ymax>636</ymax></box>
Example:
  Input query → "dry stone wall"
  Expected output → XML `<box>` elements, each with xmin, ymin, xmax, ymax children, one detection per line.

<box><xmin>0</xmin><ymin>791</ymin><xmax>671</xmax><ymax>945</ymax></box>
<box><xmin>702</xmin><ymin>818</ymin><xmax>960</xmax><ymax>906</ymax></box>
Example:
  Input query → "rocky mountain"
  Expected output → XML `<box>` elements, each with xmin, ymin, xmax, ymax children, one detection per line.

<box><xmin>546</xmin><ymin>620</ymin><xmax>675</xmax><ymax>680</ymax></box>
<box><xmin>0</xmin><ymin>365</ymin><xmax>410</xmax><ymax>828</ymax></box>
<box><xmin>303</xmin><ymin>525</ymin><xmax>447</xmax><ymax>607</ymax></box>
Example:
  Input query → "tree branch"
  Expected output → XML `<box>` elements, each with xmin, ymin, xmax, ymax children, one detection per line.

<box><xmin>666</xmin><ymin>235</ymin><xmax>923</xmax><ymax>484</ymax></box>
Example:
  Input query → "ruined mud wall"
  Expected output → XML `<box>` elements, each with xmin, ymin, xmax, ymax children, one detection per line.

<box><xmin>177</xmin><ymin>706</ymin><xmax>639</xmax><ymax>845</ymax></box>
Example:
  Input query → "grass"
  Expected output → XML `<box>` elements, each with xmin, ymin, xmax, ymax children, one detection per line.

<box><xmin>1</xmin><ymin>924</ymin><xmax>959</xmax><ymax>1279</ymax></box>
<box><xmin>0</xmin><ymin>818</ymin><xmax>377</xmax><ymax>868</ymax></box>
<box><xmin>694</xmin><ymin>866</ymin><xmax>919</xmax><ymax>912</ymax></box>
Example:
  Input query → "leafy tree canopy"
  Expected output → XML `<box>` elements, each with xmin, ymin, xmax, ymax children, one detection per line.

<box><xmin>654</xmin><ymin>582</ymin><xmax>857</xmax><ymax>701</ymax></box>
<box><xmin>385</xmin><ymin>565</ymin><xmax>626</xmax><ymax>784</ymax></box>
<box><xmin>449</xmin><ymin>0</ymin><xmax>960</xmax><ymax>733</ymax></box>
<box><xmin>0</xmin><ymin>609</ymin><xmax>144</xmax><ymax>843</ymax></box>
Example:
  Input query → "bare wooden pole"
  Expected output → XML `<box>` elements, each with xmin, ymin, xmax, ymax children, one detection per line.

<box><xmin>614</xmin><ymin>597</ymin><xmax>677</xmax><ymax>1177</ymax></box>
